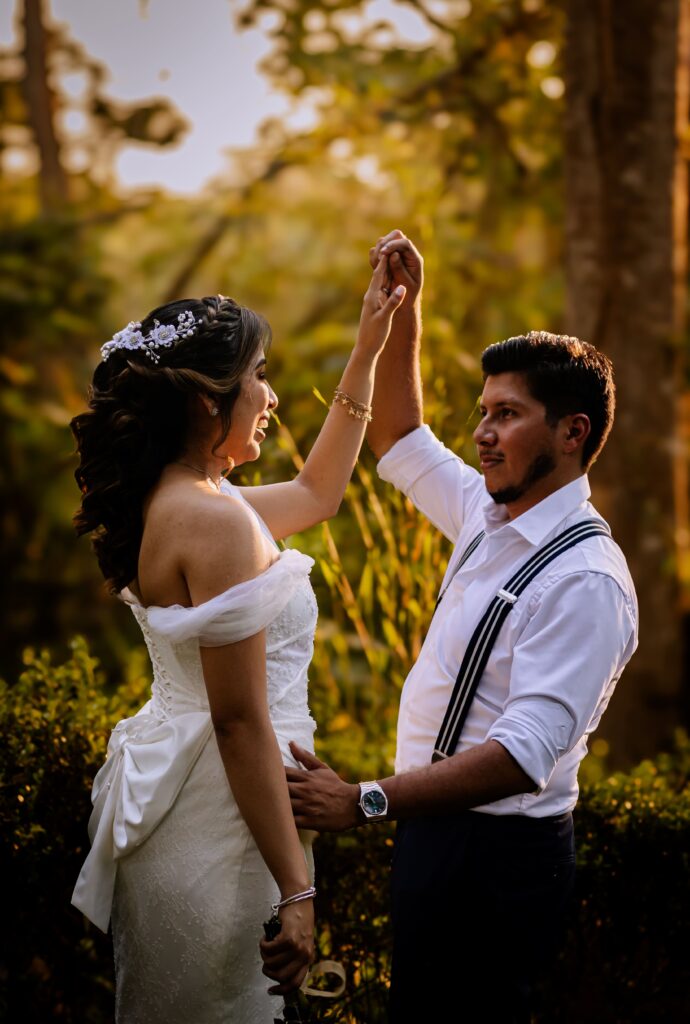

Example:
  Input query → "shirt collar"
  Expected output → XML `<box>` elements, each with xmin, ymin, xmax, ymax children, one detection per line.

<box><xmin>481</xmin><ymin>475</ymin><xmax>591</xmax><ymax>545</ymax></box>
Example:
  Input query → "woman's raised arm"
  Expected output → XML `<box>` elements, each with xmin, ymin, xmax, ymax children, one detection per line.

<box><xmin>238</xmin><ymin>257</ymin><xmax>405</xmax><ymax>539</ymax></box>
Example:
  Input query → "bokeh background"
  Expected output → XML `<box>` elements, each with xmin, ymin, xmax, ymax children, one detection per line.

<box><xmin>2</xmin><ymin>1</ymin><xmax>690</xmax><ymax>1020</ymax></box>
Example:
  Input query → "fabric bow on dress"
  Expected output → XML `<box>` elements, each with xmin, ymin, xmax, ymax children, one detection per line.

<box><xmin>72</xmin><ymin>704</ymin><xmax>213</xmax><ymax>932</ymax></box>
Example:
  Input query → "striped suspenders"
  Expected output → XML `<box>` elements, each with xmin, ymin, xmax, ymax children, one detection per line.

<box><xmin>431</xmin><ymin>519</ymin><xmax>611</xmax><ymax>764</ymax></box>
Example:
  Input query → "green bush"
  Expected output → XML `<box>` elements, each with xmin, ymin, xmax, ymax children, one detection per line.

<box><xmin>544</xmin><ymin>742</ymin><xmax>690</xmax><ymax>1023</ymax></box>
<box><xmin>1</xmin><ymin>639</ymin><xmax>147</xmax><ymax>1024</ymax></box>
<box><xmin>2</xmin><ymin>642</ymin><xmax>689</xmax><ymax>1022</ymax></box>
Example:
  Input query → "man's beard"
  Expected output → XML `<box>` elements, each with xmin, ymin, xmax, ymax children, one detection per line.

<box><xmin>487</xmin><ymin>450</ymin><xmax>557</xmax><ymax>506</ymax></box>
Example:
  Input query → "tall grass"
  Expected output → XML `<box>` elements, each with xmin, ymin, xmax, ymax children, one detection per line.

<box><xmin>271</xmin><ymin>399</ymin><xmax>476</xmax><ymax>780</ymax></box>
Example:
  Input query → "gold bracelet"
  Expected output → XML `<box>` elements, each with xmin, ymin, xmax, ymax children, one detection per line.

<box><xmin>332</xmin><ymin>388</ymin><xmax>373</xmax><ymax>422</ymax></box>
<box><xmin>333</xmin><ymin>388</ymin><xmax>371</xmax><ymax>413</ymax></box>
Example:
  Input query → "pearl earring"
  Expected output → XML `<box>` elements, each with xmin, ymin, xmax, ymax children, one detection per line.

<box><xmin>210</xmin><ymin>406</ymin><xmax>219</xmax><ymax>417</ymax></box>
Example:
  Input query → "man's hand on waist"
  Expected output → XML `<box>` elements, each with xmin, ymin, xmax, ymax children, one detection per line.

<box><xmin>287</xmin><ymin>742</ymin><xmax>361</xmax><ymax>832</ymax></box>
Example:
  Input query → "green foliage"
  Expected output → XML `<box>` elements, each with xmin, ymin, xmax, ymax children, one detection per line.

<box><xmin>0</xmin><ymin>0</ymin><xmax>191</xmax><ymax>676</ymax></box>
<box><xmin>1</xmin><ymin>638</ymin><xmax>148</xmax><ymax>845</ymax></box>
<box><xmin>0</xmin><ymin>639</ymin><xmax>147</xmax><ymax>1023</ymax></box>
<box><xmin>230</xmin><ymin>0</ymin><xmax>566</xmax><ymax>356</ymax></box>
<box><xmin>308</xmin><ymin>458</ymin><xmax>455</xmax><ymax>779</ymax></box>
<box><xmin>1</xmin><ymin>0</ymin><xmax>570</xmax><ymax>695</ymax></box>
<box><xmin>309</xmin><ymin>827</ymin><xmax>396</xmax><ymax>1023</ymax></box>
<box><xmin>2</xmin><ymin>642</ymin><xmax>688</xmax><ymax>1022</ymax></box>
<box><xmin>2</xmin><ymin>2</ymin><xmax>688</xmax><ymax>1017</ymax></box>
<box><xmin>546</xmin><ymin>737</ymin><xmax>690</xmax><ymax>1022</ymax></box>
<box><xmin>0</xmin><ymin>213</ymin><xmax>138</xmax><ymax>679</ymax></box>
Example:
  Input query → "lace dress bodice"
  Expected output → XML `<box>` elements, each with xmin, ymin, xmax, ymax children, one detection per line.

<box><xmin>127</xmin><ymin>548</ymin><xmax>318</xmax><ymax>753</ymax></box>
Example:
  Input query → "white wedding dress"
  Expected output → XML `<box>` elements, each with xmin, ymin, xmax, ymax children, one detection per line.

<box><xmin>72</xmin><ymin>481</ymin><xmax>317</xmax><ymax>1023</ymax></box>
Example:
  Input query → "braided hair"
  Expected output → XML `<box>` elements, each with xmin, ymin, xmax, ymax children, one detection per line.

<box><xmin>71</xmin><ymin>296</ymin><xmax>270</xmax><ymax>593</ymax></box>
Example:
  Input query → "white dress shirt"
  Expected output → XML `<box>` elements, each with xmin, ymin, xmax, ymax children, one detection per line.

<box><xmin>377</xmin><ymin>425</ymin><xmax>638</xmax><ymax>817</ymax></box>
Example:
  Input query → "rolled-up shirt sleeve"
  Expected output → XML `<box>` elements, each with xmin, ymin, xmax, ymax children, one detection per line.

<box><xmin>486</xmin><ymin>570</ymin><xmax>638</xmax><ymax>791</ymax></box>
<box><xmin>377</xmin><ymin>425</ymin><xmax>487</xmax><ymax>542</ymax></box>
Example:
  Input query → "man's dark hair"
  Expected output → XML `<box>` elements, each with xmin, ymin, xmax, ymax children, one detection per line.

<box><xmin>481</xmin><ymin>330</ymin><xmax>615</xmax><ymax>471</ymax></box>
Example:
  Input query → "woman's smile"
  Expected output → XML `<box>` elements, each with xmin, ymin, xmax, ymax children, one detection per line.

<box><xmin>255</xmin><ymin>412</ymin><xmax>271</xmax><ymax>439</ymax></box>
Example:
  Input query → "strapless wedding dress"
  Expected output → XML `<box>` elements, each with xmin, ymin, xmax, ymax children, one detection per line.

<box><xmin>72</xmin><ymin>481</ymin><xmax>317</xmax><ymax>1023</ymax></box>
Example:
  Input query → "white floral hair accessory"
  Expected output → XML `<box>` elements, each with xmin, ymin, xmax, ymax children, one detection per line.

<box><xmin>100</xmin><ymin>310</ymin><xmax>200</xmax><ymax>364</ymax></box>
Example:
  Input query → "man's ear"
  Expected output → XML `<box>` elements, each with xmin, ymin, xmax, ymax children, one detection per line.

<box><xmin>562</xmin><ymin>413</ymin><xmax>591</xmax><ymax>455</ymax></box>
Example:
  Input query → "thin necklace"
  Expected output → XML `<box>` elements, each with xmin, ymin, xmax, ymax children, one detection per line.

<box><xmin>174</xmin><ymin>460</ymin><xmax>221</xmax><ymax>492</ymax></box>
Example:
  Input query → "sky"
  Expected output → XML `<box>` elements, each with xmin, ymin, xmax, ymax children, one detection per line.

<box><xmin>1</xmin><ymin>0</ymin><xmax>291</xmax><ymax>193</ymax></box>
<box><xmin>1</xmin><ymin>0</ymin><xmax>439</xmax><ymax>195</ymax></box>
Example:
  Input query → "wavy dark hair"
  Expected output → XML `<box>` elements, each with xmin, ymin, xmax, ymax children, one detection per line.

<box><xmin>481</xmin><ymin>330</ymin><xmax>615</xmax><ymax>471</ymax></box>
<box><xmin>71</xmin><ymin>295</ymin><xmax>270</xmax><ymax>594</ymax></box>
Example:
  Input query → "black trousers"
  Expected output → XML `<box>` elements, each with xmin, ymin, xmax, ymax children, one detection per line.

<box><xmin>389</xmin><ymin>810</ymin><xmax>575</xmax><ymax>1024</ymax></box>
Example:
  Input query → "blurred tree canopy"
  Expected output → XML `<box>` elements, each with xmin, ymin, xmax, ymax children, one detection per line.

<box><xmin>1</xmin><ymin>0</ymin><xmax>688</xmax><ymax>762</ymax></box>
<box><xmin>233</xmin><ymin>0</ymin><xmax>690</xmax><ymax>760</ymax></box>
<box><xmin>1</xmin><ymin>0</ymin><xmax>189</xmax><ymax>673</ymax></box>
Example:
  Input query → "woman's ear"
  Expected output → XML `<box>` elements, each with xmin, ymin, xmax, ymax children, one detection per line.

<box><xmin>562</xmin><ymin>413</ymin><xmax>591</xmax><ymax>455</ymax></box>
<box><xmin>199</xmin><ymin>395</ymin><xmax>220</xmax><ymax>418</ymax></box>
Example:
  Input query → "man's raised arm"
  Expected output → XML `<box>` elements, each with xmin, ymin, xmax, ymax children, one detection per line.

<box><xmin>367</xmin><ymin>231</ymin><xmax>424</xmax><ymax>459</ymax></box>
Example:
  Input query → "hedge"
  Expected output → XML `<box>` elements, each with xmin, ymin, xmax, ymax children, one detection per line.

<box><xmin>1</xmin><ymin>640</ymin><xmax>689</xmax><ymax>1022</ymax></box>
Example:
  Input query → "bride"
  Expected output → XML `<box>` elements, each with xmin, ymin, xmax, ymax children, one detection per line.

<box><xmin>70</xmin><ymin>256</ymin><xmax>405</xmax><ymax>1023</ymax></box>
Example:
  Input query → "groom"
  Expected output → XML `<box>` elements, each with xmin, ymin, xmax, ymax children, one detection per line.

<box><xmin>287</xmin><ymin>232</ymin><xmax>638</xmax><ymax>1023</ymax></box>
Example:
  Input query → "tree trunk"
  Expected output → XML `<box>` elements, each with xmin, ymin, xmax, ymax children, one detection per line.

<box><xmin>563</xmin><ymin>0</ymin><xmax>689</xmax><ymax>763</ymax></box>
<box><xmin>20</xmin><ymin>0</ymin><xmax>69</xmax><ymax>212</ymax></box>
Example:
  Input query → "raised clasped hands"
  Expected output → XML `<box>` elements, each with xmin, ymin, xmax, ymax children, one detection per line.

<box><xmin>356</xmin><ymin>244</ymin><xmax>408</xmax><ymax>358</ymax></box>
<box><xmin>260</xmin><ymin>895</ymin><xmax>315</xmax><ymax>997</ymax></box>
<box><xmin>369</xmin><ymin>228</ymin><xmax>424</xmax><ymax>303</ymax></box>
<box><xmin>286</xmin><ymin>742</ymin><xmax>361</xmax><ymax>832</ymax></box>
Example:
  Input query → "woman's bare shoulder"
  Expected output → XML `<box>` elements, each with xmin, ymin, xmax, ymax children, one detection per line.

<box><xmin>146</xmin><ymin>480</ymin><xmax>273</xmax><ymax>602</ymax></box>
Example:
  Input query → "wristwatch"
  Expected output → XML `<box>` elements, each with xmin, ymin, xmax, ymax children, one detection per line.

<box><xmin>358</xmin><ymin>781</ymin><xmax>389</xmax><ymax>821</ymax></box>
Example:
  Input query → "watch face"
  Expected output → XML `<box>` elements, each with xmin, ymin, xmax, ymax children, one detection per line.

<box><xmin>362</xmin><ymin>790</ymin><xmax>387</xmax><ymax>816</ymax></box>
